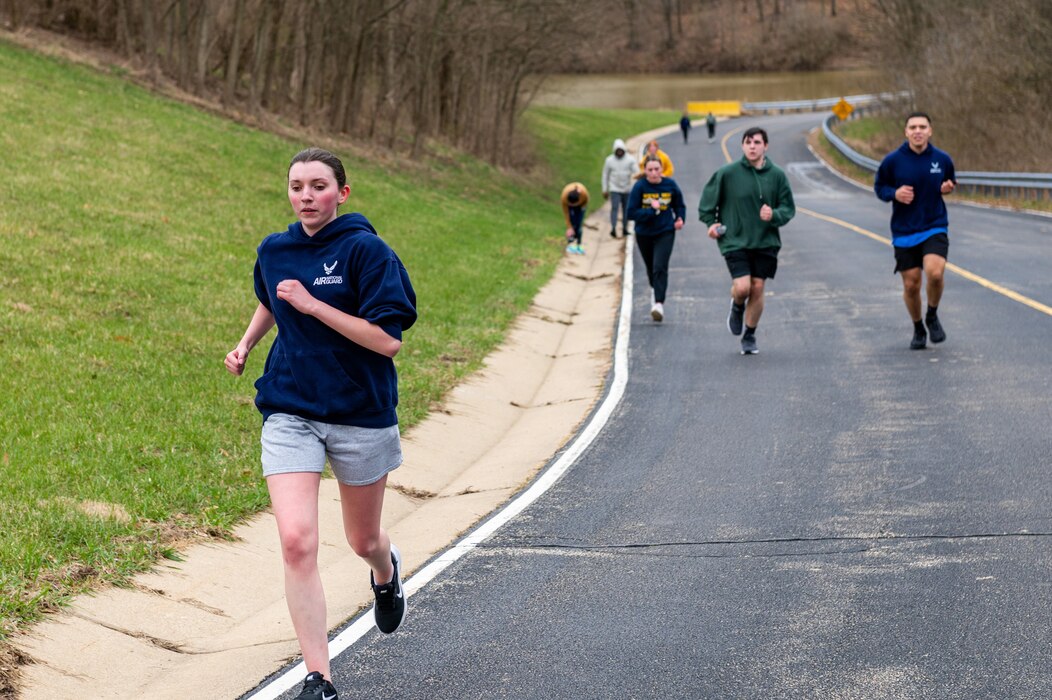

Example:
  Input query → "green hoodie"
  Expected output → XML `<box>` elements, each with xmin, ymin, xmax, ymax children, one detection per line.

<box><xmin>698</xmin><ymin>155</ymin><xmax>795</xmax><ymax>255</ymax></box>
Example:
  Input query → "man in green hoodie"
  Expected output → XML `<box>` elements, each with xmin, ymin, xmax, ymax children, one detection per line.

<box><xmin>698</xmin><ymin>126</ymin><xmax>795</xmax><ymax>355</ymax></box>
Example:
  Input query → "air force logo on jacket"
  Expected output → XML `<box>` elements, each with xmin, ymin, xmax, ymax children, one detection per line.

<box><xmin>315</xmin><ymin>259</ymin><xmax>342</xmax><ymax>285</ymax></box>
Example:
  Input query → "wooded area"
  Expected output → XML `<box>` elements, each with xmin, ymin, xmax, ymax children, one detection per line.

<box><xmin>0</xmin><ymin>0</ymin><xmax>582</xmax><ymax>165</ymax></box>
<box><xmin>866</xmin><ymin>0</ymin><xmax>1052</xmax><ymax>171</ymax></box>
<box><xmin>0</xmin><ymin>1</ymin><xmax>866</xmax><ymax>163</ymax></box>
<box><xmin>1</xmin><ymin>0</ymin><xmax>1047</xmax><ymax>170</ymax></box>
<box><xmin>572</xmin><ymin>0</ymin><xmax>853</xmax><ymax>73</ymax></box>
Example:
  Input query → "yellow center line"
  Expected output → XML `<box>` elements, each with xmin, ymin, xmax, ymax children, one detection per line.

<box><xmin>715</xmin><ymin>120</ymin><xmax>1052</xmax><ymax>316</ymax></box>
<box><xmin>798</xmin><ymin>206</ymin><xmax>891</xmax><ymax>246</ymax></box>
<box><xmin>798</xmin><ymin>207</ymin><xmax>1052</xmax><ymax>317</ymax></box>
<box><xmin>719</xmin><ymin>125</ymin><xmax>742</xmax><ymax>163</ymax></box>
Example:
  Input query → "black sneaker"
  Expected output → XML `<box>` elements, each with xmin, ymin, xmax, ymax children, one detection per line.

<box><xmin>910</xmin><ymin>327</ymin><xmax>927</xmax><ymax>350</ymax></box>
<box><xmin>295</xmin><ymin>672</ymin><xmax>338</xmax><ymax>700</ymax></box>
<box><xmin>727</xmin><ymin>300</ymin><xmax>744</xmax><ymax>336</ymax></box>
<box><xmin>740</xmin><ymin>335</ymin><xmax>758</xmax><ymax>355</ymax></box>
<box><xmin>610</xmin><ymin>228</ymin><xmax>618</xmax><ymax>238</ymax></box>
<box><xmin>371</xmin><ymin>543</ymin><xmax>407</xmax><ymax>634</ymax></box>
<box><xmin>926</xmin><ymin>315</ymin><xmax>946</xmax><ymax>343</ymax></box>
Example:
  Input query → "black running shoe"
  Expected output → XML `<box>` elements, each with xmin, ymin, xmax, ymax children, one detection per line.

<box><xmin>740</xmin><ymin>335</ymin><xmax>758</xmax><ymax>355</ymax></box>
<box><xmin>926</xmin><ymin>315</ymin><xmax>946</xmax><ymax>343</ymax></box>
<box><xmin>727</xmin><ymin>300</ymin><xmax>745</xmax><ymax>336</ymax></box>
<box><xmin>910</xmin><ymin>327</ymin><xmax>927</xmax><ymax>350</ymax></box>
<box><xmin>610</xmin><ymin>228</ymin><xmax>618</xmax><ymax>238</ymax></box>
<box><xmin>371</xmin><ymin>544</ymin><xmax>407</xmax><ymax>634</ymax></box>
<box><xmin>295</xmin><ymin>672</ymin><xmax>338</xmax><ymax>700</ymax></box>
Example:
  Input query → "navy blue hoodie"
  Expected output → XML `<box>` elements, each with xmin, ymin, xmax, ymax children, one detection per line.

<box><xmin>252</xmin><ymin>213</ymin><xmax>417</xmax><ymax>428</ymax></box>
<box><xmin>627</xmin><ymin>176</ymin><xmax>687</xmax><ymax>236</ymax></box>
<box><xmin>874</xmin><ymin>141</ymin><xmax>956</xmax><ymax>247</ymax></box>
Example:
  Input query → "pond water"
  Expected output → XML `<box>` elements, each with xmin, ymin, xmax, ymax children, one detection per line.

<box><xmin>530</xmin><ymin>69</ymin><xmax>893</xmax><ymax>110</ymax></box>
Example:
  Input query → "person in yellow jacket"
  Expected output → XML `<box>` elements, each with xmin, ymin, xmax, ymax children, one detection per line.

<box><xmin>560</xmin><ymin>182</ymin><xmax>590</xmax><ymax>254</ymax></box>
<box><xmin>638</xmin><ymin>140</ymin><xmax>674</xmax><ymax>178</ymax></box>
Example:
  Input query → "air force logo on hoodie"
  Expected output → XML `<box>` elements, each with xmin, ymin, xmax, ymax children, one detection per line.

<box><xmin>314</xmin><ymin>259</ymin><xmax>343</xmax><ymax>286</ymax></box>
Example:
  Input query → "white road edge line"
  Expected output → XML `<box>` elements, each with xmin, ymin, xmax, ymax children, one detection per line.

<box><xmin>247</xmin><ymin>239</ymin><xmax>635</xmax><ymax>700</ymax></box>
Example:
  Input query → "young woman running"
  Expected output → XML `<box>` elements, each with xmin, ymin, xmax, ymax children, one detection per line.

<box><xmin>225</xmin><ymin>147</ymin><xmax>417</xmax><ymax>700</ymax></box>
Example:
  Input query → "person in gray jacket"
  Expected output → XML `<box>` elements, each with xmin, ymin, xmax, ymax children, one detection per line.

<box><xmin>601</xmin><ymin>138</ymin><xmax>637</xmax><ymax>238</ymax></box>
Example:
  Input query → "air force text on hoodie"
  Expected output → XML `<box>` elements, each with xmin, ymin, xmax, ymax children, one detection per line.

<box><xmin>252</xmin><ymin>213</ymin><xmax>418</xmax><ymax>428</ymax></box>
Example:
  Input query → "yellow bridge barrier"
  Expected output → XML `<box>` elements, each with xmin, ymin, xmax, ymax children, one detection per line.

<box><xmin>686</xmin><ymin>100</ymin><xmax>741</xmax><ymax>117</ymax></box>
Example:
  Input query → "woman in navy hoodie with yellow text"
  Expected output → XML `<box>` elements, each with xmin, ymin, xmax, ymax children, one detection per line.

<box><xmin>628</xmin><ymin>155</ymin><xmax>686</xmax><ymax>322</ymax></box>
<box><xmin>224</xmin><ymin>148</ymin><xmax>416</xmax><ymax>700</ymax></box>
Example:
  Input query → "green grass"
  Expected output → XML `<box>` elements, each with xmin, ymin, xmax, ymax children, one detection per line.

<box><xmin>835</xmin><ymin>114</ymin><xmax>902</xmax><ymax>153</ymax></box>
<box><xmin>523</xmin><ymin>106</ymin><xmax>678</xmax><ymax>200</ymax></box>
<box><xmin>0</xmin><ymin>40</ymin><xmax>674</xmax><ymax>639</ymax></box>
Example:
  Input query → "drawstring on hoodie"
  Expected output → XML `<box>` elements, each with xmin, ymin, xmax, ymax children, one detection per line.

<box><xmin>750</xmin><ymin>159</ymin><xmax>765</xmax><ymax>204</ymax></box>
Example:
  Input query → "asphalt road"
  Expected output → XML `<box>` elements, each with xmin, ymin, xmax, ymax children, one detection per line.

<box><xmin>258</xmin><ymin>112</ymin><xmax>1052</xmax><ymax>699</ymax></box>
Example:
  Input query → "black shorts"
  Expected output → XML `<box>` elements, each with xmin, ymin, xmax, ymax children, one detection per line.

<box><xmin>724</xmin><ymin>247</ymin><xmax>779</xmax><ymax>280</ymax></box>
<box><xmin>894</xmin><ymin>233</ymin><xmax>949</xmax><ymax>273</ymax></box>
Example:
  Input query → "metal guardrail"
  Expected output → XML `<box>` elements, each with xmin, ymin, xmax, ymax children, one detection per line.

<box><xmin>742</xmin><ymin>92</ymin><xmax>903</xmax><ymax>114</ymax></box>
<box><xmin>821</xmin><ymin>112</ymin><xmax>1052</xmax><ymax>201</ymax></box>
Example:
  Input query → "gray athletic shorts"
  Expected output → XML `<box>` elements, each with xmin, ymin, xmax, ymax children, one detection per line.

<box><xmin>260</xmin><ymin>413</ymin><xmax>402</xmax><ymax>486</ymax></box>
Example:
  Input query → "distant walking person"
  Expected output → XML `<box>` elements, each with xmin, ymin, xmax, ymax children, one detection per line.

<box><xmin>875</xmin><ymin>111</ymin><xmax>956</xmax><ymax>349</ymax></box>
<box><xmin>679</xmin><ymin>112</ymin><xmax>692</xmax><ymax>144</ymax></box>
<box><xmin>705</xmin><ymin>112</ymin><xmax>717</xmax><ymax>143</ymax></box>
<box><xmin>224</xmin><ymin>147</ymin><xmax>416</xmax><ymax>700</ymax></box>
<box><xmin>561</xmin><ymin>182</ymin><xmax>590</xmax><ymax>254</ymax></box>
<box><xmin>698</xmin><ymin>127</ymin><xmax>795</xmax><ymax>355</ymax></box>
<box><xmin>602</xmin><ymin>139</ymin><xmax>636</xmax><ymax>238</ymax></box>
<box><xmin>628</xmin><ymin>156</ymin><xmax>686</xmax><ymax>322</ymax></box>
<box><xmin>638</xmin><ymin>139</ymin><xmax>674</xmax><ymax>178</ymax></box>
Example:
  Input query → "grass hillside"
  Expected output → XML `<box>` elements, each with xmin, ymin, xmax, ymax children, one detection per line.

<box><xmin>0</xmin><ymin>36</ymin><xmax>674</xmax><ymax>655</ymax></box>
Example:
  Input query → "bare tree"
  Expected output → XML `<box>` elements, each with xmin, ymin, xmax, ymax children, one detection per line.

<box><xmin>222</xmin><ymin>0</ymin><xmax>245</xmax><ymax>106</ymax></box>
<box><xmin>661</xmin><ymin>0</ymin><xmax>675</xmax><ymax>48</ymax></box>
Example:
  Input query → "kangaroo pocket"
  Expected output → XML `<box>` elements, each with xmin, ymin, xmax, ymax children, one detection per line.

<box><xmin>255</xmin><ymin>349</ymin><xmax>391</xmax><ymax>420</ymax></box>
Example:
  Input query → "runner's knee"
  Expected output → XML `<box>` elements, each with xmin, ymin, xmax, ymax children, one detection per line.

<box><xmin>279</xmin><ymin>527</ymin><xmax>319</xmax><ymax>570</ymax></box>
<box><xmin>346</xmin><ymin>532</ymin><xmax>383</xmax><ymax>560</ymax></box>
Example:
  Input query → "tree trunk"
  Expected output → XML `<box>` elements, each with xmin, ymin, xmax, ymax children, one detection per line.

<box><xmin>288</xmin><ymin>1</ymin><xmax>307</xmax><ymax>111</ymax></box>
<box><xmin>624</xmin><ymin>0</ymin><xmax>640</xmax><ymax>50</ymax></box>
<box><xmin>248</xmin><ymin>0</ymin><xmax>275</xmax><ymax>113</ymax></box>
<box><xmin>194</xmin><ymin>0</ymin><xmax>212</xmax><ymax>94</ymax></box>
<box><xmin>177</xmin><ymin>0</ymin><xmax>192</xmax><ymax>89</ymax></box>
<box><xmin>140</xmin><ymin>0</ymin><xmax>160</xmax><ymax>82</ymax></box>
<box><xmin>661</xmin><ymin>0</ymin><xmax>675</xmax><ymax>49</ymax></box>
<box><xmin>114</xmin><ymin>0</ymin><xmax>133</xmax><ymax>56</ymax></box>
<box><xmin>222</xmin><ymin>0</ymin><xmax>245</xmax><ymax>106</ymax></box>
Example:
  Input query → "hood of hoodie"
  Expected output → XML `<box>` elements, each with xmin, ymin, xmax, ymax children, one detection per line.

<box><xmin>738</xmin><ymin>155</ymin><xmax>774</xmax><ymax>173</ymax></box>
<box><xmin>612</xmin><ymin>138</ymin><xmax>627</xmax><ymax>156</ymax></box>
<box><xmin>287</xmin><ymin>211</ymin><xmax>377</xmax><ymax>243</ymax></box>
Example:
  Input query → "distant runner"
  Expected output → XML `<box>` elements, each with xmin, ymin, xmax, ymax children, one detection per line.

<box><xmin>638</xmin><ymin>139</ymin><xmax>674</xmax><ymax>178</ymax></box>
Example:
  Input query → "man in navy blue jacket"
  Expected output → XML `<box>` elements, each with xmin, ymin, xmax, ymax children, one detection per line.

<box><xmin>875</xmin><ymin>112</ymin><xmax>957</xmax><ymax>349</ymax></box>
